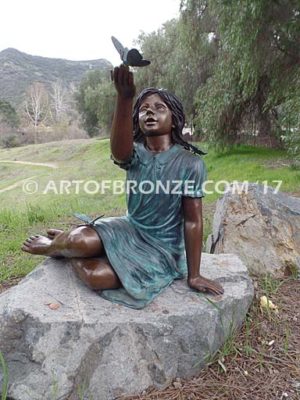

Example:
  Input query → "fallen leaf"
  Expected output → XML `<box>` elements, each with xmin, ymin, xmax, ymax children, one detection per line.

<box><xmin>260</xmin><ymin>296</ymin><xmax>279</xmax><ymax>314</ymax></box>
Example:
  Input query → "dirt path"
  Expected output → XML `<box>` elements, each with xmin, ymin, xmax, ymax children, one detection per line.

<box><xmin>0</xmin><ymin>160</ymin><xmax>58</xmax><ymax>169</ymax></box>
<box><xmin>0</xmin><ymin>160</ymin><xmax>58</xmax><ymax>194</ymax></box>
<box><xmin>0</xmin><ymin>175</ymin><xmax>37</xmax><ymax>193</ymax></box>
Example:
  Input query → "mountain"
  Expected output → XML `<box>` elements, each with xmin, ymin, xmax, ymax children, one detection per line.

<box><xmin>0</xmin><ymin>48</ymin><xmax>112</xmax><ymax>108</ymax></box>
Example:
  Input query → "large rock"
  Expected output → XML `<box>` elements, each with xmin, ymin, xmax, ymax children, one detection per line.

<box><xmin>206</xmin><ymin>183</ymin><xmax>300</xmax><ymax>277</ymax></box>
<box><xmin>0</xmin><ymin>254</ymin><xmax>253</xmax><ymax>400</ymax></box>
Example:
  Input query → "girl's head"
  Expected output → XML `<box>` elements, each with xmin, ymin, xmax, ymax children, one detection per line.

<box><xmin>133</xmin><ymin>88</ymin><xmax>206</xmax><ymax>156</ymax></box>
<box><xmin>133</xmin><ymin>88</ymin><xmax>185</xmax><ymax>142</ymax></box>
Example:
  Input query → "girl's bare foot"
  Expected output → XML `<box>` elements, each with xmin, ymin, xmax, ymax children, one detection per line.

<box><xmin>22</xmin><ymin>226</ymin><xmax>104</xmax><ymax>258</ymax></box>
<box><xmin>21</xmin><ymin>235</ymin><xmax>61</xmax><ymax>257</ymax></box>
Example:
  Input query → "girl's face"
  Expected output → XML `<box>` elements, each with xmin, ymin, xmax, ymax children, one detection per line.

<box><xmin>138</xmin><ymin>94</ymin><xmax>173</xmax><ymax>137</ymax></box>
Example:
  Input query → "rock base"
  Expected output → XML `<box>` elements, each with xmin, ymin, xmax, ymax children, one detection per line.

<box><xmin>0</xmin><ymin>253</ymin><xmax>253</xmax><ymax>400</ymax></box>
<box><xmin>206</xmin><ymin>184</ymin><xmax>300</xmax><ymax>277</ymax></box>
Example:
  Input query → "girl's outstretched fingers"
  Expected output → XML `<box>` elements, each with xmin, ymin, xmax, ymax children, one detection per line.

<box><xmin>188</xmin><ymin>276</ymin><xmax>224</xmax><ymax>295</ymax></box>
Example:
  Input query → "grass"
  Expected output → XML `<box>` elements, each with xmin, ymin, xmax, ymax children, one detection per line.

<box><xmin>204</xmin><ymin>143</ymin><xmax>300</xmax><ymax>202</ymax></box>
<box><xmin>0</xmin><ymin>139</ymin><xmax>126</xmax><ymax>284</ymax></box>
<box><xmin>202</xmin><ymin>296</ymin><xmax>241</xmax><ymax>371</ymax></box>
<box><xmin>0</xmin><ymin>351</ymin><xmax>8</xmax><ymax>400</ymax></box>
<box><xmin>260</xmin><ymin>274</ymin><xmax>285</xmax><ymax>297</ymax></box>
<box><xmin>243</xmin><ymin>315</ymin><xmax>254</xmax><ymax>356</ymax></box>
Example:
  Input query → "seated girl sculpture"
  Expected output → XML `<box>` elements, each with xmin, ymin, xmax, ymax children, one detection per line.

<box><xmin>22</xmin><ymin>65</ymin><xmax>224</xmax><ymax>309</ymax></box>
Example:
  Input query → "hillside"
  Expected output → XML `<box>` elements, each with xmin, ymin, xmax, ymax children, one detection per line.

<box><xmin>0</xmin><ymin>48</ymin><xmax>112</xmax><ymax>108</ymax></box>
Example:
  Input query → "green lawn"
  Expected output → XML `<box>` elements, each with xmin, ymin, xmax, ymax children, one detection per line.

<box><xmin>0</xmin><ymin>139</ymin><xmax>299</xmax><ymax>283</ymax></box>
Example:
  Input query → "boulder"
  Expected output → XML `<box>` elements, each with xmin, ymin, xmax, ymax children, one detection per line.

<box><xmin>0</xmin><ymin>253</ymin><xmax>253</xmax><ymax>400</ymax></box>
<box><xmin>206</xmin><ymin>183</ymin><xmax>300</xmax><ymax>277</ymax></box>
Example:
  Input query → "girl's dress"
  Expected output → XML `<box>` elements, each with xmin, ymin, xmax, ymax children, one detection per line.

<box><xmin>88</xmin><ymin>142</ymin><xmax>207</xmax><ymax>309</ymax></box>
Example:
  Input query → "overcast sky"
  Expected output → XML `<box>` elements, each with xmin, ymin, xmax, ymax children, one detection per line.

<box><xmin>0</xmin><ymin>0</ymin><xmax>180</xmax><ymax>65</ymax></box>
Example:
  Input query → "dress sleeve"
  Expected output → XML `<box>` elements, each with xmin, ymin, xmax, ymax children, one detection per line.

<box><xmin>110</xmin><ymin>145</ymin><xmax>138</xmax><ymax>171</ymax></box>
<box><xmin>182</xmin><ymin>157</ymin><xmax>207</xmax><ymax>198</ymax></box>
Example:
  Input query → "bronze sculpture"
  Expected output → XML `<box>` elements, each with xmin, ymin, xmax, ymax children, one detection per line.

<box><xmin>22</xmin><ymin>65</ymin><xmax>224</xmax><ymax>308</ymax></box>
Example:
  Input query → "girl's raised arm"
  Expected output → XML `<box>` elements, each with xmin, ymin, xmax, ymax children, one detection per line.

<box><xmin>110</xmin><ymin>65</ymin><xmax>135</xmax><ymax>162</ymax></box>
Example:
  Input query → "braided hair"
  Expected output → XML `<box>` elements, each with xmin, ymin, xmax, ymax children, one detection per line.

<box><xmin>132</xmin><ymin>88</ymin><xmax>206</xmax><ymax>156</ymax></box>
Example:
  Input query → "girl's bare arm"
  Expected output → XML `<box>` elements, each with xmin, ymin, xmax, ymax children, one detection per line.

<box><xmin>183</xmin><ymin>196</ymin><xmax>224</xmax><ymax>295</ymax></box>
<box><xmin>110</xmin><ymin>65</ymin><xmax>135</xmax><ymax>162</ymax></box>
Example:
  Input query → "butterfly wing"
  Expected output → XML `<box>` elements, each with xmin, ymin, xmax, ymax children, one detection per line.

<box><xmin>111</xmin><ymin>37</ymin><xmax>150</xmax><ymax>67</ymax></box>
<box><xmin>111</xmin><ymin>36</ymin><xmax>128</xmax><ymax>63</ymax></box>
<box><xmin>126</xmin><ymin>48</ymin><xmax>151</xmax><ymax>67</ymax></box>
<box><xmin>73</xmin><ymin>212</ymin><xmax>92</xmax><ymax>224</ymax></box>
<box><xmin>135</xmin><ymin>59</ymin><xmax>151</xmax><ymax>67</ymax></box>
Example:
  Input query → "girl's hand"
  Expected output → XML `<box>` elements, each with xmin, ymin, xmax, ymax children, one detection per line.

<box><xmin>188</xmin><ymin>275</ymin><xmax>224</xmax><ymax>295</ymax></box>
<box><xmin>111</xmin><ymin>65</ymin><xmax>136</xmax><ymax>99</ymax></box>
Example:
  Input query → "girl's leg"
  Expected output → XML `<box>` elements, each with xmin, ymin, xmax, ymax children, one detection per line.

<box><xmin>71</xmin><ymin>256</ymin><xmax>122</xmax><ymax>290</ymax></box>
<box><xmin>22</xmin><ymin>226</ymin><xmax>104</xmax><ymax>258</ymax></box>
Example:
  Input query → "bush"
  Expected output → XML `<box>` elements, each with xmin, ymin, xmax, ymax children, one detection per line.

<box><xmin>1</xmin><ymin>134</ymin><xmax>21</xmax><ymax>148</ymax></box>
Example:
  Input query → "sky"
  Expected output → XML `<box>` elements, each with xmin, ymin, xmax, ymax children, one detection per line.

<box><xmin>0</xmin><ymin>0</ymin><xmax>180</xmax><ymax>66</ymax></box>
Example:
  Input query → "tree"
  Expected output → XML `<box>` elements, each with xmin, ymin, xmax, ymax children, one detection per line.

<box><xmin>0</xmin><ymin>100</ymin><xmax>19</xmax><ymax>128</ymax></box>
<box><xmin>175</xmin><ymin>0</ymin><xmax>219</xmax><ymax>123</ymax></box>
<box><xmin>136</xmin><ymin>0</ymin><xmax>299</xmax><ymax>154</ymax></box>
<box><xmin>75</xmin><ymin>69</ymin><xmax>115</xmax><ymax>137</ymax></box>
<box><xmin>135</xmin><ymin>14</ymin><xmax>218</xmax><ymax>125</ymax></box>
<box><xmin>50</xmin><ymin>80</ymin><xmax>68</xmax><ymax>123</ymax></box>
<box><xmin>25</xmin><ymin>82</ymin><xmax>50</xmax><ymax>128</ymax></box>
<box><xmin>278</xmin><ymin>78</ymin><xmax>300</xmax><ymax>166</ymax></box>
<box><xmin>187</xmin><ymin>0</ymin><xmax>300</xmax><ymax>150</ymax></box>
<box><xmin>135</xmin><ymin>20</ymin><xmax>179</xmax><ymax>92</ymax></box>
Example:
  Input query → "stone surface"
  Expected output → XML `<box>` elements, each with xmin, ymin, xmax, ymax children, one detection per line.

<box><xmin>0</xmin><ymin>253</ymin><xmax>253</xmax><ymax>400</ymax></box>
<box><xmin>206</xmin><ymin>183</ymin><xmax>300</xmax><ymax>277</ymax></box>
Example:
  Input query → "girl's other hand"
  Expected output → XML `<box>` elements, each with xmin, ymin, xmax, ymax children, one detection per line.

<box><xmin>111</xmin><ymin>65</ymin><xmax>136</xmax><ymax>99</ymax></box>
<box><xmin>188</xmin><ymin>275</ymin><xmax>224</xmax><ymax>295</ymax></box>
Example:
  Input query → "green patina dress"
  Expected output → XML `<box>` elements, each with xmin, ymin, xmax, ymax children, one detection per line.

<box><xmin>89</xmin><ymin>142</ymin><xmax>207</xmax><ymax>309</ymax></box>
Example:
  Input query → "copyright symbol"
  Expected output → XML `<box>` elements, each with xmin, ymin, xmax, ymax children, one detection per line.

<box><xmin>22</xmin><ymin>179</ymin><xmax>38</xmax><ymax>194</ymax></box>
